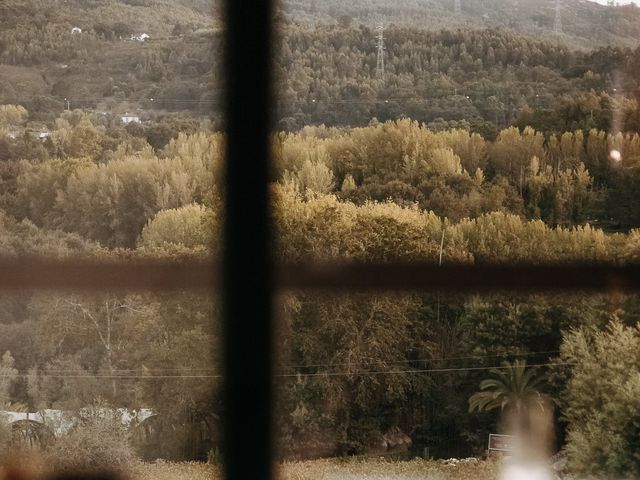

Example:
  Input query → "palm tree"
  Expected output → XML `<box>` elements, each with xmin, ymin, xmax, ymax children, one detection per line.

<box><xmin>468</xmin><ymin>360</ymin><xmax>553</xmax><ymax>414</ymax></box>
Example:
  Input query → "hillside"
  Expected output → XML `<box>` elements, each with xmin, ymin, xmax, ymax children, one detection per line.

<box><xmin>1</xmin><ymin>0</ymin><xmax>640</xmax><ymax>133</ymax></box>
<box><xmin>0</xmin><ymin>0</ymin><xmax>218</xmax><ymax>34</ymax></box>
<box><xmin>1</xmin><ymin>0</ymin><xmax>639</xmax><ymax>50</ymax></box>
<box><xmin>283</xmin><ymin>0</ymin><xmax>640</xmax><ymax>50</ymax></box>
<box><xmin>0</xmin><ymin>0</ymin><xmax>220</xmax><ymax>121</ymax></box>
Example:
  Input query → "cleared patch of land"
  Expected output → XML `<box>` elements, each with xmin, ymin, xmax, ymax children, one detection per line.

<box><xmin>131</xmin><ymin>461</ymin><xmax>220</xmax><ymax>480</ymax></box>
<box><xmin>0</xmin><ymin>64</ymin><xmax>50</xmax><ymax>96</ymax></box>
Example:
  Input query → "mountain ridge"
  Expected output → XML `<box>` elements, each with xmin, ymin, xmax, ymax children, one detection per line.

<box><xmin>282</xmin><ymin>0</ymin><xmax>640</xmax><ymax>49</ymax></box>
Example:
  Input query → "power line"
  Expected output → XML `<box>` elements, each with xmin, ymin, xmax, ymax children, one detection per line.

<box><xmin>277</xmin><ymin>361</ymin><xmax>572</xmax><ymax>378</ymax></box>
<box><xmin>25</xmin><ymin>350</ymin><xmax>563</xmax><ymax>375</ymax></box>
<box><xmin>3</xmin><ymin>87</ymin><xmax>629</xmax><ymax>107</ymax></box>
<box><xmin>282</xmin><ymin>349</ymin><xmax>562</xmax><ymax>369</ymax></box>
<box><xmin>6</xmin><ymin>361</ymin><xmax>571</xmax><ymax>380</ymax></box>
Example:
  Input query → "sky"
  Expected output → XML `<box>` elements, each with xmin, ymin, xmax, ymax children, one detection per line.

<box><xmin>587</xmin><ymin>0</ymin><xmax>638</xmax><ymax>4</ymax></box>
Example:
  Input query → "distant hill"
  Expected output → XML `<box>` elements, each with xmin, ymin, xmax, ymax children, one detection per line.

<box><xmin>1</xmin><ymin>0</ymin><xmax>639</xmax><ymax>132</ymax></box>
<box><xmin>0</xmin><ymin>0</ymin><xmax>217</xmax><ymax>35</ymax></box>
<box><xmin>282</xmin><ymin>0</ymin><xmax>640</xmax><ymax>50</ymax></box>
<box><xmin>3</xmin><ymin>0</ymin><xmax>636</xmax><ymax>49</ymax></box>
<box><xmin>0</xmin><ymin>0</ymin><xmax>220</xmax><ymax>120</ymax></box>
<box><xmin>1</xmin><ymin>0</ymin><xmax>637</xmax><ymax>52</ymax></box>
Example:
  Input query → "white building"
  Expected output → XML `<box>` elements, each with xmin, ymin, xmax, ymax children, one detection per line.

<box><xmin>71</xmin><ymin>27</ymin><xmax>82</xmax><ymax>34</ymax></box>
<box><xmin>131</xmin><ymin>33</ymin><xmax>150</xmax><ymax>42</ymax></box>
<box><xmin>38</xmin><ymin>131</ymin><xmax>50</xmax><ymax>140</ymax></box>
<box><xmin>121</xmin><ymin>114</ymin><xmax>141</xmax><ymax>125</ymax></box>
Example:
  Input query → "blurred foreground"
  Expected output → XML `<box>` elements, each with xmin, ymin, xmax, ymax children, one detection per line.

<box><xmin>138</xmin><ymin>458</ymin><xmax>500</xmax><ymax>480</ymax></box>
<box><xmin>0</xmin><ymin>458</ymin><xmax>502</xmax><ymax>480</ymax></box>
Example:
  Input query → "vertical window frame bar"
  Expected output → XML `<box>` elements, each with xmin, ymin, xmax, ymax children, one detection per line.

<box><xmin>222</xmin><ymin>0</ymin><xmax>275</xmax><ymax>479</ymax></box>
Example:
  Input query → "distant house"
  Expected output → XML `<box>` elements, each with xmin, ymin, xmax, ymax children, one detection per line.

<box><xmin>131</xmin><ymin>33</ymin><xmax>150</xmax><ymax>42</ymax></box>
<box><xmin>121</xmin><ymin>114</ymin><xmax>141</xmax><ymax>125</ymax></box>
<box><xmin>38</xmin><ymin>131</ymin><xmax>50</xmax><ymax>140</ymax></box>
<box><xmin>71</xmin><ymin>27</ymin><xmax>82</xmax><ymax>34</ymax></box>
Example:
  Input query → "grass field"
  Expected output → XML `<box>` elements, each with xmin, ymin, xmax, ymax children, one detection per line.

<box><xmin>131</xmin><ymin>458</ymin><xmax>500</xmax><ymax>480</ymax></box>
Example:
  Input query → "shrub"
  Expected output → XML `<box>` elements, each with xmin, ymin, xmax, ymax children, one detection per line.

<box><xmin>138</xmin><ymin>203</ymin><xmax>211</xmax><ymax>250</ymax></box>
<box><xmin>44</xmin><ymin>408</ymin><xmax>136</xmax><ymax>474</ymax></box>
<box><xmin>0</xmin><ymin>415</ymin><xmax>11</xmax><ymax>458</ymax></box>
<box><xmin>561</xmin><ymin>320</ymin><xmax>640</xmax><ymax>477</ymax></box>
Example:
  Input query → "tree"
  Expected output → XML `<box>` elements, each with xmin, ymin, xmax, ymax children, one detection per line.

<box><xmin>469</xmin><ymin>360</ymin><xmax>556</xmax><ymax>457</ymax></box>
<box><xmin>43</xmin><ymin>405</ymin><xmax>136</xmax><ymax>475</ymax></box>
<box><xmin>561</xmin><ymin>320</ymin><xmax>640</xmax><ymax>477</ymax></box>
<box><xmin>293</xmin><ymin>159</ymin><xmax>335</xmax><ymax>194</ymax></box>
<box><xmin>0</xmin><ymin>351</ymin><xmax>18</xmax><ymax>407</ymax></box>
<box><xmin>340</xmin><ymin>174</ymin><xmax>356</xmax><ymax>193</ymax></box>
<box><xmin>138</xmin><ymin>203</ymin><xmax>212</xmax><ymax>252</ymax></box>
<box><xmin>428</xmin><ymin>148</ymin><xmax>464</xmax><ymax>176</ymax></box>
<box><xmin>468</xmin><ymin>360</ymin><xmax>551</xmax><ymax>414</ymax></box>
<box><xmin>0</xmin><ymin>105</ymin><xmax>28</xmax><ymax>130</ymax></box>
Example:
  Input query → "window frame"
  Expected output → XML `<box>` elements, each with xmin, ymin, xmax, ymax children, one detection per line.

<box><xmin>0</xmin><ymin>1</ymin><xmax>639</xmax><ymax>479</ymax></box>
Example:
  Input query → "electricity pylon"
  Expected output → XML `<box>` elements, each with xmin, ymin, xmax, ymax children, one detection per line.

<box><xmin>376</xmin><ymin>23</ymin><xmax>385</xmax><ymax>78</ymax></box>
<box><xmin>554</xmin><ymin>0</ymin><xmax>562</xmax><ymax>35</ymax></box>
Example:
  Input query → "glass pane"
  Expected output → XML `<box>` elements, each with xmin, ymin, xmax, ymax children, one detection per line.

<box><xmin>274</xmin><ymin>290</ymin><xmax>639</xmax><ymax>479</ymax></box>
<box><xmin>273</xmin><ymin>1</ymin><xmax>640</xmax><ymax>248</ymax></box>
<box><xmin>0</xmin><ymin>291</ymin><xmax>220</xmax><ymax>476</ymax></box>
<box><xmin>272</xmin><ymin>0</ymin><xmax>640</xmax><ymax>478</ymax></box>
<box><xmin>0</xmin><ymin>0</ymin><xmax>221</xmax><ymax>477</ymax></box>
<box><xmin>0</xmin><ymin>1</ymin><xmax>222</xmax><ymax>251</ymax></box>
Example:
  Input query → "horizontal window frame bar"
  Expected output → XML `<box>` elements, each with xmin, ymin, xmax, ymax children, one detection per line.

<box><xmin>0</xmin><ymin>260</ymin><xmax>637</xmax><ymax>292</ymax></box>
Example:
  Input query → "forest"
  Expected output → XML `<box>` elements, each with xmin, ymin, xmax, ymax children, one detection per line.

<box><xmin>0</xmin><ymin>0</ymin><xmax>640</xmax><ymax>478</ymax></box>
<box><xmin>3</xmin><ymin>0</ymin><xmax>640</xmax><ymax>137</ymax></box>
<box><xmin>0</xmin><ymin>104</ymin><xmax>639</xmax><ymax>477</ymax></box>
<box><xmin>284</xmin><ymin>0</ymin><xmax>640</xmax><ymax>49</ymax></box>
